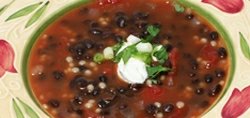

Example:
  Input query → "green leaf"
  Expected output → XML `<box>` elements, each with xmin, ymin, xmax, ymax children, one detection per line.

<box><xmin>133</xmin><ymin>52</ymin><xmax>152</xmax><ymax>64</ymax></box>
<box><xmin>5</xmin><ymin>2</ymin><xmax>42</xmax><ymax>21</ymax></box>
<box><xmin>112</xmin><ymin>42</ymin><xmax>123</xmax><ymax>53</ymax></box>
<box><xmin>17</xmin><ymin>98</ymin><xmax>39</xmax><ymax>118</ymax></box>
<box><xmin>93</xmin><ymin>53</ymin><xmax>104</xmax><ymax>64</ymax></box>
<box><xmin>174</xmin><ymin>3</ymin><xmax>185</xmax><ymax>13</ymax></box>
<box><xmin>13</xmin><ymin>99</ymin><xmax>24</xmax><ymax>118</ymax></box>
<box><xmin>240</xmin><ymin>32</ymin><xmax>250</xmax><ymax>60</ymax></box>
<box><xmin>146</xmin><ymin>65</ymin><xmax>170</xmax><ymax>79</ymax></box>
<box><xmin>147</xmin><ymin>25</ymin><xmax>160</xmax><ymax>37</ymax></box>
<box><xmin>25</xmin><ymin>1</ymin><xmax>49</xmax><ymax>28</ymax></box>
<box><xmin>0</xmin><ymin>0</ymin><xmax>15</xmax><ymax>16</ymax></box>
<box><xmin>152</xmin><ymin>46</ymin><xmax>168</xmax><ymax>64</ymax></box>
<box><xmin>122</xmin><ymin>46</ymin><xmax>137</xmax><ymax>63</ymax></box>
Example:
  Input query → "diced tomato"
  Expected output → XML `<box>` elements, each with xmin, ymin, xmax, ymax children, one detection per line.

<box><xmin>140</xmin><ymin>86</ymin><xmax>167</xmax><ymax>103</ymax></box>
<box><xmin>97</xmin><ymin>0</ymin><xmax>120</xmax><ymax>5</ymax></box>
<box><xmin>84</xmin><ymin>110</ymin><xmax>101</xmax><ymax>118</ymax></box>
<box><xmin>169</xmin><ymin>48</ymin><xmax>179</xmax><ymax>71</ymax></box>
<box><xmin>169</xmin><ymin>105</ymin><xmax>189</xmax><ymax>118</ymax></box>
<box><xmin>199</xmin><ymin>44</ymin><xmax>219</xmax><ymax>65</ymax></box>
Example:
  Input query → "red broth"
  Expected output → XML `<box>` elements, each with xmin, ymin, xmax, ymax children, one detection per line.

<box><xmin>28</xmin><ymin>0</ymin><xmax>230</xmax><ymax>117</ymax></box>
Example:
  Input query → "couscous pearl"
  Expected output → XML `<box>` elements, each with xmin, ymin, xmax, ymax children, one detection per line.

<box><xmin>156</xmin><ymin>112</ymin><xmax>163</xmax><ymax>118</ymax></box>
<box><xmin>95</xmin><ymin>108</ymin><xmax>102</xmax><ymax>113</ymax></box>
<box><xmin>154</xmin><ymin>102</ymin><xmax>161</xmax><ymax>108</ymax></box>
<box><xmin>200</xmin><ymin>38</ymin><xmax>207</xmax><ymax>43</ymax></box>
<box><xmin>84</xmin><ymin>70</ymin><xmax>92</xmax><ymax>76</ymax></box>
<box><xmin>66</xmin><ymin>56</ymin><xmax>73</xmax><ymax>63</ymax></box>
<box><xmin>219</xmin><ymin>80</ymin><xmax>225</xmax><ymax>86</ymax></box>
<box><xmin>89</xmin><ymin>62</ymin><xmax>97</xmax><ymax>67</ymax></box>
<box><xmin>89</xmin><ymin>99</ymin><xmax>95</xmax><ymax>104</ymax></box>
<box><xmin>210</xmin><ymin>41</ymin><xmax>217</xmax><ymax>47</ymax></box>
<box><xmin>69</xmin><ymin>63</ymin><xmax>74</xmax><ymax>67</ymax></box>
<box><xmin>146</xmin><ymin>80</ymin><xmax>153</xmax><ymax>87</ymax></box>
<box><xmin>72</xmin><ymin>67</ymin><xmax>80</xmax><ymax>73</ymax></box>
<box><xmin>79</xmin><ymin>60</ymin><xmax>86</xmax><ymax>65</ymax></box>
<box><xmin>98</xmin><ymin>82</ymin><xmax>107</xmax><ymax>89</ymax></box>
<box><xmin>87</xmin><ymin>84</ymin><xmax>94</xmax><ymax>93</ymax></box>
<box><xmin>85</xmin><ymin>102</ymin><xmax>93</xmax><ymax>109</ymax></box>
<box><xmin>176</xmin><ymin>101</ymin><xmax>185</xmax><ymax>109</ymax></box>
<box><xmin>43</xmin><ymin>104</ymin><xmax>49</xmax><ymax>109</ymax></box>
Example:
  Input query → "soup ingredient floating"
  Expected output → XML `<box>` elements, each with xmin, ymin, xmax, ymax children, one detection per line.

<box><xmin>28</xmin><ymin>0</ymin><xmax>230</xmax><ymax>118</ymax></box>
<box><xmin>94</xmin><ymin>25</ymin><xmax>171</xmax><ymax>84</ymax></box>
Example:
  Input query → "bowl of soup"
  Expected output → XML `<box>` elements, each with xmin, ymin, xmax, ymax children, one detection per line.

<box><xmin>2</xmin><ymin>0</ymin><xmax>250</xmax><ymax>118</ymax></box>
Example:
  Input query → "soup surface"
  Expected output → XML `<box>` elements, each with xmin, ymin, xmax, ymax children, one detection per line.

<box><xmin>28</xmin><ymin>0</ymin><xmax>230</xmax><ymax>118</ymax></box>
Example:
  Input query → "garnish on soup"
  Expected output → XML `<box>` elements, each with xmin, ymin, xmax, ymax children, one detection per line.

<box><xmin>28</xmin><ymin>0</ymin><xmax>230</xmax><ymax>117</ymax></box>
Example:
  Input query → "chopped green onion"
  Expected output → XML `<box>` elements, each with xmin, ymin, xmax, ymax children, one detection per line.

<box><xmin>93</xmin><ymin>53</ymin><xmax>104</xmax><ymax>64</ymax></box>
<box><xmin>133</xmin><ymin>52</ymin><xmax>152</xmax><ymax>64</ymax></box>
<box><xmin>152</xmin><ymin>45</ymin><xmax>168</xmax><ymax>64</ymax></box>
<box><xmin>103</xmin><ymin>47</ymin><xmax>114</xmax><ymax>59</ymax></box>
<box><xmin>136</xmin><ymin>42</ymin><xmax>153</xmax><ymax>53</ymax></box>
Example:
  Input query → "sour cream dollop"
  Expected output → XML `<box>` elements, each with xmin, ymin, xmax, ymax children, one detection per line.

<box><xmin>117</xmin><ymin>58</ymin><xmax>148</xmax><ymax>84</ymax></box>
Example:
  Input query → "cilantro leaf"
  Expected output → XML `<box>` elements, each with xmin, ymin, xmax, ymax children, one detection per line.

<box><xmin>174</xmin><ymin>3</ymin><xmax>185</xmax><ymax>13</ymax></box>
<box><xmin>152</xmin><ymin>46</ymin><xmax>168</xmax><ymax>64</ymax></box>
<box><xmin>112</xmin><ymin>42</ymin><xmax>123</xmax><ymax>53</ymax></box>
<box><xmin>143</xmin><ymin>25</ymin><xmax>160</xmax><ymax>42</ymax></box>
<box><xmin>146</xmin><ymin>65</ymin><xmax>170</xmax><ymax>79</ymax></box>
<box><xmin>147</xmin><ymin>25</ymin><xmax>160</xmax><ymax>37</ymax></box>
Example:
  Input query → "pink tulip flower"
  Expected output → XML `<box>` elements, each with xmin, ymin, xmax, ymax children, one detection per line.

<box><xmin>0</xmin><ymin>40</ymin><xmax>17</xmax><ymax>77</ymax></box>
<box><xmin>202</xmin><ymin>0</ymin><xmax>244</xmax><ymax>14</ymax></box>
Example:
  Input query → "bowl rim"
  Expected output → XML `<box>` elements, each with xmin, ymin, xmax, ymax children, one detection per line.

<box><xmin>21</xmin><ymin>0</ymin><xmax>236</xmax><ymax>117</ymax></box>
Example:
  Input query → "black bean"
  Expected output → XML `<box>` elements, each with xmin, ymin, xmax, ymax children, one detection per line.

<box><xmin>190</xmin><ymin>59</ymin><xmax>198</xmax><ymax>70</ymax></box>
<box><xmin>136</xmin><ymin>21</ymin><xmax>148</xmax><ymax>29</ymax></box>
<box><xmin>90</xmin><ymin>21</ymin><xmax>99</xmax><ymax>28</ymax></box>
<box><xmin>164</xmin><ymin>59</ymin><xmax>172</xmax><ymax>69</ymax></box>
<box><xmin>92</xmin><ymin>89</ymin><xmax>100</xmax><ymax>96</ymax></box>
<box><xmin>98</xmin><ymin>99</ymin><xmax>111</xmax><ymax>108</ymax></box>
<box><xmin>117</xmin><ymin>88</ymin><xmax>127</xmax><ymax>94</ymax></box>
<box><xmin>162</xmin><ymin>104</ymin><xmax>174</xmax><ymax>113</ymax></box>
<box><xmin>208</xmin><ymin>84</ymin><xmax>222</xmax><ymax>97</ymax></box>
<box><xmin>116</xmin><ymin>16</ymin><xmax>127</xmax><ymax>28</ymax></box>
<box><xmin>191</xmin><ymin>78</ymin><xmax>200</xmax><ymax>84</ymax></box>
<box><xmin>164</xmin><ymin>44</ymin><xmax>173</xmax><ymax>52</ymax></box>
<box><xmin>72</xmin><ymin>96</ymin><xmax>83</xmax><ymax>105</ymax></box>
<box><xmin>75</xmin><ymin>109</ymin><xmax>83</xmax><ymax>115</ymax></box>
<box><xmin>52</xmin><ymin>71</ymin><xmax>64</xmax><ymax>80</ymax></box>
<box><xmin>134</xmin><ymin>12</ymin><xmax>149</xmax><ymax>20</ymax></box>
<box><xmin>218</xmin><ymin>47</ymin><xmax>227</xmax><ymax>59</ymax></box>
<box><xmin>195</xmin><ymin>88</ymin><xmax>204</xmax><ymax>95</ymax></box>
<box><xmin>90</xmin><ymin>28</ymin><xmax>103</xmax><ymax>35</ymax></box>
<box><xmin>185</xmin><ymin>14</ymin><xmax>194</xmax><ymax>20</ymax></box>
<box><xmin>69</xmin><ymin>43</ymin><xmax>86</xmax><ymax>56</ymax></box>
<box><xmin>69</xmin><ymin>76</ymin><xmax>88</xmax><ymax>90</ymax></box>
<box><xmin>128</xmin><ymin>84</ymin><xmax>143</xmax><ymax>92</ymax></box>
<box><xmin>204</xmin><ymin>74</ymin><xmax>213</xmax><ymax>83</ymax></box>
<box><xmin>85</xmin><ymin>41</ymin><xmax>94</xmax><ymax>49</ymax></box>
<box><xmin>38</xmin><ymin>73</ymin><xmax>46</xmax><ymax>80</ymax></box>
<box><xmin>48</xmin><ymin>99</ymin><xmax>60</xmax><ymax>108</ymax></box>
<box><xmin>119</xmin><ymin>104</ymin><xmax>128</xmax><ymax>110</ymax></box>
<box><xmin>209</xmin><ymin>31</ymin><xmax>219</xmax><ymax>40</ymax></box>
<box><xmin>153</xmin><ymin>23</ymin><xmax>162</xmax><ymax>28</ymax></box>
<box><xmin>200</xmin><ymin>100</ymin><xmax>209</xmax><ymax>108</ymax></box>
<box><xmin>78</xmin><ymin>66</ymin><xmax>87</xmax><ymax>71</ymax></box>
<box><xmin>115</xmin><ymin>11</ymin><xmax>126</xmax><ymax>17</ymax></box>
<box><xmin>215</xmin><ymin>70</ymin><xmax>225</xmax><ymax>78</ymax></box>
<box><xmin>99</xmin><ymin>75</ymin><xmax>108</xmax><ymax>82</ymax></box>
<box><xmin>189</xmin><ymin>72</ymin><xmax>196</xmax><ymax>78</ymax></box>
<box><xmin>146</xmin><ymin>104</ymin><xmax>157</xmax><ymax>114</ymax></box>
<box><xmin>114</xmin><ymin>35</ymin><xmax>123</xmax><ymax>43</ymax></box>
